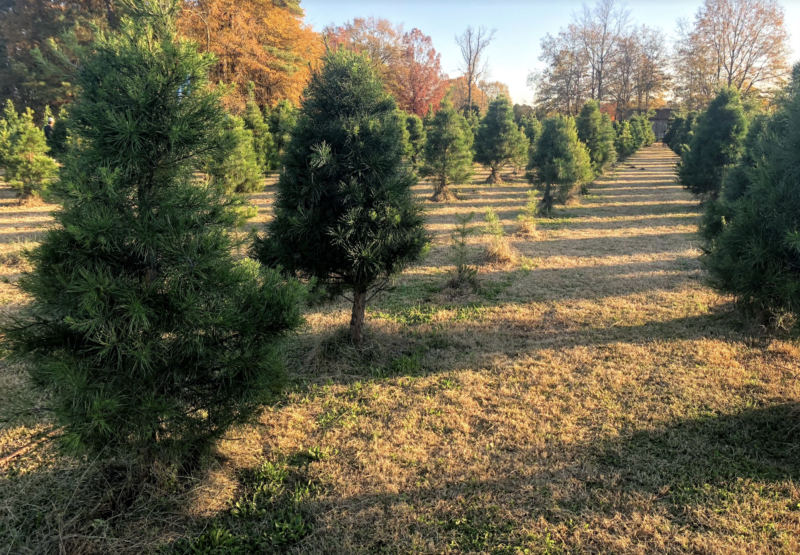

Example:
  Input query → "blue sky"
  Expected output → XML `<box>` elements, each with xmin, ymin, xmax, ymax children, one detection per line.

<box><xmin>301</xmin><ymin>0</ymin><xmax>800</xmax><ymax>105</ymax></box>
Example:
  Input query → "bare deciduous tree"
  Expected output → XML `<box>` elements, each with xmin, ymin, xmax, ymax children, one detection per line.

<box><xmin>576</xmin><ymin>0</ymin><xmax>630</xmax><ymax>102</ymax></box>
<box><xmin>455</xmin><ymin>26</ymin><xmax>496</xmax><ymax>116</ymax></box>
<box><xmin>673</xmin><ymin>0</ymin><xmax>790</xmax><ymax>109</ymax></box>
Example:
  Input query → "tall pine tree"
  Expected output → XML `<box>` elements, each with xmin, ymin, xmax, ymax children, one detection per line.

<box><xmin>474</xmin><ymin>95</ymin><xmax>529</xmax><ymax>184</ymax></box>
<box><xmin>678</xmin><ymin>87</ymin><xmax>748</xmax><ymax>198</ymax></box>
<box><xmin>2</xmin><ymin>0</ymin><xmax>304</xmax><ymax>464</ymax></box>
<box><xmin>253</xmin><ymin>49</ymin><xmax>428</xmax><ymax>346</ymax></box>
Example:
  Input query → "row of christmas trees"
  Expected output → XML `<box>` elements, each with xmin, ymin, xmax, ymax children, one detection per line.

<box><xmin>667</xmin><ymin>78</ymin><xmax>800</xmax><ymax>331</ymax></box>
<box><xmin>1</xmin><ymin>0</ymin><xmax>658</xmax><ymax>469</ymax></box>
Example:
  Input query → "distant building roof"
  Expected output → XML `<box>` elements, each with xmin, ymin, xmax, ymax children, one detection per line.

<box><xmin>650</xmin><ymin>108</ymin><xmax>672</xmax><ymax>121</ymax></box>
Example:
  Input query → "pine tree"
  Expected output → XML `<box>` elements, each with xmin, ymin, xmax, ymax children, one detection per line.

<box><xmin>474</xmin><ymin>95</ymin><xmax>529</xmax><ymax>184</ymax></box>
<box><xmin>253</xmin><ymin>49</ymin><xmax>428</xmax><ymax>346</ymax></box>
<box><xmin>702</xmin><ymin>71</ymin><xmax>800</xmax><ymax>326</ymax></box>
<box><xmin>206</xmin><ymin>115</ymin><xmax>263</xmax><ymax>193</ymax></box>
<box><xmin>2</xmin><ymin>0</ymin><xmax>304</xmax><ymax>464</ymax></box>
<box><xmin>421</xmin><ymin>99</ymin><xmax>474</xmax><ymax>201</ymax></box>
<box><xmin>266</xmin><ymin>99</ymin><xmax>296</xmax><ymax>168</ymax></box>
<box><xmin>405</xmin><ymin>113</ymin><xmax>426</xmax><ymax>168</ymax></box>
<box><xmin>2</xmin><ymin>104</ymin><xmax>58</xmax><ymax>200</ymax></box>
<box><xmin>47</xmin><ymin>105</ymin><xmax>71</xmax><ymax>161</ymax></box>
<box><xmin>529</xmin><ymin>115</ymin><xmax>592</xmax><ymax>213</ymax></box>
<box><xmin>678</xmin><ymin>87</ymin><xmax>748</xmax><ymax>198</ymax></box>
<box><xmin>629</xmin><ymin>115</ymin><xmax>645</xmax><ymax>150</ymax></box>
<box><xmin>243</xmin><ymin>91</ymin><xmax>276</xmax><ymax>174</ymax></box>
<box><xmin>614</xmin><ymin>120</ymin><xmax>635</xmax><ymax>160</ymax></box>
<box><xmin>576</xmin><ymin>101</ymin><xmax>616</xmax><ymax>175</ymax></box>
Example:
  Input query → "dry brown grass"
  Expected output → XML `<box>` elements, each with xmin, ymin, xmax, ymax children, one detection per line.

<box><xmin>1</xmin><ymin>148</ymin><xmax>800</xmax><ymax>554</ymax></box>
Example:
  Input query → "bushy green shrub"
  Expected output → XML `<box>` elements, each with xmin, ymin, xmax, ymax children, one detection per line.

<box><xmin>614</xmin><ymin>120</ymin><xmax>635</xmax><ymax>160</ymax></box>
<box><xmin>2</xmin><ymin>0</ymin><xmax>304</xmax><ymax>464</ymax></box>
<box><xmin>253</xmin><ymin>49</ymin><xmax>428</xmax><ymax>345</ymax></box>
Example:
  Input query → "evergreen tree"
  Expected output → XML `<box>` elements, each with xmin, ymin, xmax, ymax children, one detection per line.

<box><xmin>242</xmin><ymin>92</ymin><xmax>276</xmax><ymax>174</ymax></box>
<box><xmin>629</xmin><ymin>115</ymin><xmax>645</xmax><ymax>150</ymax></box>
<box><xmin>47</xmin><ymin>105</ymin><xmax>71</xmax><ymax>161</ymax></box>
<box><xmin>206</xmin><ymin>115</ymin><xmax>264</xmax><ymax>193</ymax></box>
<box><xmin>1</xmin><ymin>103</ymin><xmax>58</xmax><ymax>200</ymax></box>
<box><xmin>253</xmin><ymin>49</ymin><xmax>428</xmax><ymax>346</ymax></box>
<box><xmin>529</xmin><ymin>115</ymin><xmax>592</xmax><ymax>212</ymax></box>
<box><xmin>2</xmin><ymin>0</ymin><xmax>304</xmax><ymax>463</ymax></box>
<box><xmin>519</xmin><ymin>113</ymin><xmax>542</xmax><ymax>149</ymax></box>
<box><xmin>576</xmin><ymin>101</ymin><xmax>616</xmax><ymax>175</ymax></box>
<box><xmin>678</xmin><ymin>87</ymin><xmax>748</xmax><ymax>198</ymax></box>
<box><xmin>702</xmin><ymin>73</ymin><xmax>800</xmax><ymax>326</ymax></box>
<box><xmin>421</xmin><ymin>99</ymin><xmax>474</xmax><ymax>201</ymax></box>
<box><xmin>266</xmin><ymin>99</ymin><xmax>296</xmax><ymax>168</ymax></box>
<box><xmin>614</xmin><ymin>120</ymin><xmax>635</xmax><ymax>159</ymax></box>
<box><xmin>405</xmin><ymin>113</ymin><xmax>426</xmax><ymax>168</ymax></box>
<box><xmin>474</xmin><ymin>96</ymin><xmax>529</xmax><ymax>184</ymax></box>
<box><xmin>669</xmin><ymin>111</ymin><xmax>698</xmax><ymax>154</ymax></box>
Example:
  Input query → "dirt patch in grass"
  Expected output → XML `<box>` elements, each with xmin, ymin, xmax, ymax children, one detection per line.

<box><xmin>1</xmin><ymin>149</ymin><xmax>800</xmax><ymax>554</ymax></box>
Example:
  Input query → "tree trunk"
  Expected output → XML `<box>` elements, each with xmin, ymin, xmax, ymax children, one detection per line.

<box><xmin>485</xmin><ymin>166</ymin><xmax>502</xmax><ymax>184</ymax></box>
<box><xmin>350</xmin><ymin>287</ymin><xmax>367</xmax><ymax>346</ymax></box>
<box><xmin>542</xmin><ymin>183</ymin><xmax>554</xmax><ymax>214</ymax></box>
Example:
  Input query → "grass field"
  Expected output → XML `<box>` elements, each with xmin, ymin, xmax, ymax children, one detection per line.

<box><xmin>1</xmin><ymin>145</ymin><xmax>799</xmax><ymax>554</ymax></box>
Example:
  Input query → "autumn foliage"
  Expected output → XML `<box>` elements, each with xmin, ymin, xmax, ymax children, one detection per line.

<box><xmin>325</xmin><ymin>18</ymin><xmax>448</xmax><ymax>116</ymax></box>
<box><xmin>178</xmin><ymin>0</ymin><xmax>323</xmax><ymax>110</ymax></box>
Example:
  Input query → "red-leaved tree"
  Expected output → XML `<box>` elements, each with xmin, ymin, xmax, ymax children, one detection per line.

<box><xmin>397</xmin><ymin>29</ymin><xmax>449</xmax><ymax>116</ymax></box>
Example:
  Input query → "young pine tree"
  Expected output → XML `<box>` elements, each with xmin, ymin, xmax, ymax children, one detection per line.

<box><xmin>47</xmin><ymin>105</ymin><xmax>71</xmax><ymax>161</ymax></box>
<box><xmin>243</xmin><ymin>91</ymin><xmax>276</xmax><ymax>174</ymax></box>
<box><xmin>421</xmin><ymin>99</ymin><xmax>474</xmax><ymax>201</ymax></box>
<box><xmin>576</xmin><ymin>101</ymin><xmax>616</xmax><ymax>175</ymax></box>
<box><xmin>614</xmin><ymin>120</ymin><xmax>636</xmax><ymax>160</ymax></box>
<box><xmin>206</xmin><ymin>115</ymin><xmax>264</xmax><ymax>193</ymax></box>
<box><xmin>703</xmin><ymin>72</ymin><xmax>800</xmax><ymax>326</ymax></box>
<box><xmin>2</xmin><ymin>0</ymin><xmax>304</xmax><ymax>464</ymax></box>
<box><xmin>678</xmin><ymin>87</ymin><xmax>748</xmax><ymax>198</ymax></box>
<box><xmin>253</xmin><ymin>49</ymin><xmax>428</xmax><ymax>346</ymax></box>
<box><xmin>529</xmin><ymin>115</ymin><xmax>592</xmax><ymax>213</ymax></box>
<box><xmin>629</xmin><ymin>115</ymin><xmax>645</xmax><ymax>151</ymax></box>
<box><xmin>3</xmin><ymin>105</ymin><xmax>58</xmax><ymax>200</ymax></box>
<box><xmin>405</xmin><ymin>113</ymin><xmax>426</xmax><ymax>168</ymax></box>
<box><xmin>474</xmin><ymin>96</ymin><xmax>529</xmax><ymax>184</ymax></box>
<box><xmin>266</xmin><ymin>99</ymin><xmax>297</xmax><ymax>168</ymax></box>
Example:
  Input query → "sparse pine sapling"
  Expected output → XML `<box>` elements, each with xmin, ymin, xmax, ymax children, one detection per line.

<box><xmin>516</xmin><ymin>190</ymin><xmax>538</xmax><ymax>236</ymax></box>
<box><xmin>421</xmin><ymin>99</ymin><xmax>474</xmax><ymax>202</ymax></box>
<box><xmin>1</xmin><ymin>0</ymin><xmax>305</xmax><ymax>465</ymax></box>
<box><xmin>253</xmin><ymin>49</ymin><xmax>429</xmax><ymax>346</ymax></box>
<box><xmin>483</xmin><ymin>206</ymin><xmax>517</xmax><ymax>264</ymax></box>
<box><xmin>448</xmin><ymin>212</ymin><xmax>479</xmax><ymax>291</ymax></box>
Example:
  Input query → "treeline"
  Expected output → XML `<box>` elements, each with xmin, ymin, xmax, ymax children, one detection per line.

<box><xmin>669</xmin><ymin>71</ymin><xmax>800</xmax><ymax>330</ymax></box>
<box><xmin>533</xmin><ymin>0</ymin><xmax>790</xmax><ymax>117</ymax></box>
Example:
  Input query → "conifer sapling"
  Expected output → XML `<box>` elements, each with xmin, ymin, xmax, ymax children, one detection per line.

<box><xmin>474</xmin><ymin>96</ymin><xmax>529</xmax><ymax>184</ymax></box>
<box><xmin>253</xmin><ymin>49</ymin><xmax>428</xmax><ymax>346</ymax></box>
<box><xmin>421</xmin><ymin>99</ymin><xmax>474</xmax><ymax>201</ymax></box>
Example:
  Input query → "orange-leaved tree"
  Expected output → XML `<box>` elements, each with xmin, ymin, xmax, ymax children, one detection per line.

<box><xmin>178</xmin><ymin>0</ymin><xmax>322</xmax><ymax>110</ymax></box>
<box><xmin>396</xmin><ymin>28</ymin><xmax>449</xmax><ymax>117</ymax></box>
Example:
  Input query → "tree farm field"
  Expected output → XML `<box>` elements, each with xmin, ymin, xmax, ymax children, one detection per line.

<box><xmin>1</xmin><ymin>146</ymin><xmax>800</xmax><ymax>553</ymax></box>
